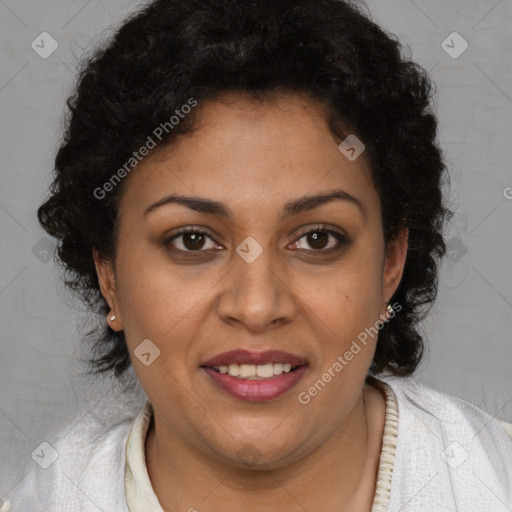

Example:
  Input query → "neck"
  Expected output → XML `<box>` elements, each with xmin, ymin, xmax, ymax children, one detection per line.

<box><xmin>145</xmin><ymin>383</ymin><xmax>385</xmax><ymax>512</ymax></box>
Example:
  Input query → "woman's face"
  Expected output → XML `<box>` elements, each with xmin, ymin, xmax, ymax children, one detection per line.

<box><xmin>95</xmin><ymin>93</ymin><xmax>407</xmax><ymax>468</ymax></box>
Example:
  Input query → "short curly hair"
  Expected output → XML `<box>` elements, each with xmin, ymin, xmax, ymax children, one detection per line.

<box><xmin>38</xmin><ymin>0</ymin><xmax>452</xmax><ymax>379</ymax></box>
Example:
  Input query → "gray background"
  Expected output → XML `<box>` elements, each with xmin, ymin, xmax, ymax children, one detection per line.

<box><xmin>1</xmin><ymin>0</ymin><xmax>511</xmax><ymax>499</ymax></box>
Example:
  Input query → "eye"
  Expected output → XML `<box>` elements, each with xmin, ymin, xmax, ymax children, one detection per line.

<box><xmin>164</xmin><ymin>227</ymin><xmax>220</xmax><ymax>253</ymax></box>
<box><xmin>291</xmin><ymin>225</ymin><xmax>348</xmax><ymax>252</ymax></box>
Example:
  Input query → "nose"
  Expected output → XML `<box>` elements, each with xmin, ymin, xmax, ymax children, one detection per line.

<box><xmin>216</xmin><ymin>248</ymin><xmax>297</xmax><ymax>333</ymax></box>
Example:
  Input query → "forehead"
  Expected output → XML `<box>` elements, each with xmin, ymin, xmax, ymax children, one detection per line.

<box><xmin>119</xmin><ymin>93</ymin><xmax>378</xmax><ymax>218</ymax></box>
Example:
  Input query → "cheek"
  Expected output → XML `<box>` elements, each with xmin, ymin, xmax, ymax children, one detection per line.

<box><xmin>114</xmin><ymin>243</ymin><xmax>177</xmax><ymax>343</ymax></box>
<box><xmin>114</xmin><ymin>242</ymin><xmax>223</xmax><ymax>352</ymax></box>
<box><xmin>114</xmin><ymin>248</ymin><xmax>208</xmax><ymax>405</ymax></box>
<box><xmin>295</xmin><ymin>252</ymin><xmax>384</xmax><ymax>378</ymax></box>
<box><xmin>302</xmin><ymin>256</ymin><xmax>383</xmax><ymax>327</ymax></box>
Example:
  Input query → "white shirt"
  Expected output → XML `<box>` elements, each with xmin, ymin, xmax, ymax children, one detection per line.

<box><xmin>4</xmin><ymin>377</ymin><xmax>512</xmax><ymax>511</ymax></box>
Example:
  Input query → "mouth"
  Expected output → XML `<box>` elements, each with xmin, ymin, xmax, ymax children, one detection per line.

<box><xmin>199</xmin><ymin>349</ymin><xmax>309</xmax><ymax>402</ymax></box>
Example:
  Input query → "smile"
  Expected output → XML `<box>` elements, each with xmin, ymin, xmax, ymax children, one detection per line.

<box><xmin>200</xmin><ymin>364</ymin><xmax>309</xmax><ymax>402</ymax></box>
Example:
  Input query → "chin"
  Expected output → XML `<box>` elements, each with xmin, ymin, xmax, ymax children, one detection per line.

<box><xmin>203</xmin><ymin>432</ymin><xmax>310</xmax><ymax>471</ymax></box>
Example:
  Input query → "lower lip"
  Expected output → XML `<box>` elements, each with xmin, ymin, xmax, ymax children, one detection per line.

<box><xmin>201</xmin><ymin>366</ymin><xmax>308</xmax><ymax>402</ymax></box>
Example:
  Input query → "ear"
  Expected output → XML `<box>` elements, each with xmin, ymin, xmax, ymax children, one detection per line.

<box><xmin>382</xmin><ymin>227</ymin><xmax>409</xmax><ymax>307</ymax></box>
<box><xmin>93</xmin><ymin>249</ymin><xmax>122</xmax><ymax>330</ymax></box>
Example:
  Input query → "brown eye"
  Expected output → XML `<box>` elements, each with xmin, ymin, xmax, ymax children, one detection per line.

<box><xmin>306</xmin><ymin>231</ymin><xmax>329</xmax><ymax>250</ymax></box>
<box><xmin>293</xmin><ymin>227</ymin><xmax>347</xmax><ymax>252</ymax></box>
<box><xmin>182</xmin><ymin>232</ymin><xmax>206</xmax><ymax>250</ymax></box>
<box><xmin>164</xmin><ymin>228</ymin><xmax>219</xmax><ymax>253</ymax></box>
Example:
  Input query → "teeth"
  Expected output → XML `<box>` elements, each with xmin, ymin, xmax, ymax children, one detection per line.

<box><xmin>273</xmin><ymin>363</ymin><xmax>284</xmax><ymax>375</ymax></box>
<box><xmin>214</xmin><ymin>362</ymin><xmax>296</xmax><ymax>379</ymax></box>
<box><xmin>227</xmin><ymin>363</ymin><xmax>240</xmax><ymax>376</ymax></box>
<box><xmin>256</xmin><ymin>363</ymin><xmax>274</xmax><ymax>378</ymax></box>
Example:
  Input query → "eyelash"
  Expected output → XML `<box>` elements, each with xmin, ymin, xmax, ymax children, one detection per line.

<box><xmin>163</xmin><ymin>224</ymin><xmax>349</xmax><ymax>256</ymax></box>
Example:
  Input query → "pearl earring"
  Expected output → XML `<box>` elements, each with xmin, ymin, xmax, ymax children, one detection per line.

<box><xmin>109</xmin><ymin>315</ymin><xmax>116</xmax><ymax>322</ymax></box>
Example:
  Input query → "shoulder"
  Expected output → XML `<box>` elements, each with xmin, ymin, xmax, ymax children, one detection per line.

<box><xmin>5</xmin><ymin>402</ymin><xmax>141</xmax><ymax>512</ymax></box>
<box><xmin>382</xmin><ymin>377</ymin><xmax>512</xmax><ymax>511</ymax></box>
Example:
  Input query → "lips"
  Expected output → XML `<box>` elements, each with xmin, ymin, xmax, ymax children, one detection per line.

<box><xmin>201</xmin><ymin>365</ymin><xmax>309</xmax><ymax>402</ymax></box>
<box><xmin>199</xmin><ymin>349</ymin><xmax>309</xmax><ymax>402</ymax></box>
<box><xmin>200</xmin><ymin>349</ymin><xmax>308</xmax><ymax>368</ymax></box>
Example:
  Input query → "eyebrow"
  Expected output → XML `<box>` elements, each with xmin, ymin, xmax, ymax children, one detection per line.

<box><xmin>144</xmin><ymin>188</ymin><xmax>365</xmax><ymax>219</ymax></box>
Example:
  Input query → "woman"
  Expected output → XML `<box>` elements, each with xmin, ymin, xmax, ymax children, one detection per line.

<box><xmin>6</xmin><ymin>0</ymin><xmax>512</xmax><ymax>510</ymax></box>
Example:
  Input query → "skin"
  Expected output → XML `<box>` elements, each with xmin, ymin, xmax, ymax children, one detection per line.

<box><xmin>94</xmin><ymin>92</ymin><xmax>408</xmax><ymax>512</ymax></box>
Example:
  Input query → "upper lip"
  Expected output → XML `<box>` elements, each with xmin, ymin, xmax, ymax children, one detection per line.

<box><xmin>200</xmin><ymin>349</ymin><xmax>308</xmax><ymax>368</ymax></box>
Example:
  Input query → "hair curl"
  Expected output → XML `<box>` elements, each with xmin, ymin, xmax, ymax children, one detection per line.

<box><xmin>38</xmin><ymin>0</ymin><xmax>452</xmax><ymax>379</ymax></box>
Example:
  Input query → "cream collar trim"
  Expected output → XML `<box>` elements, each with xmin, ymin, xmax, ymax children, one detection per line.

<box><xmin>125</xmin><ymin>399</ymin><xmax>164</xmax><ymax>511</ymax></box>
